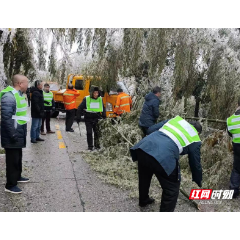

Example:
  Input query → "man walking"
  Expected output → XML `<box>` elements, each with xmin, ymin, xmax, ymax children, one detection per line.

<box><xmin>77</xmin><ymin>87</ymin><xmax>106</xmax><ymax>150</ymax></box>
<box><xmin>63</xmin><ymin>83</ymin><xmax>80</xmax><ymax>132</ymax></box>
<box><xmin>139</xmin><ymin>86</ymin><xmax>161</xmax><ymax>136</ymax></box>
<box><xmin>41</xmin><ymin>83</ymin><xmax>55</xmax><ymax>135</ymax></box>
<box><xmin>130</xmin><ymin>116</ymin><xmax>202</xmax><ymax>211</ymax></box>
<box><xmin>30</xmin><ymin>80</ymin><xmax>45</xmax><ymax>143</ymax></box>
<box><xmin>0</xmin><ymin>74</ymin><xmax>30</xmax><ymax>194</ymax></box>
<box><xmin>114</xmin><ymin>88</ymin><xmax>132</xmax><ymax>116</ymax></box>
<box><xmin>227</xmin><ymin>98</ymin><xmax>240</xmax><ymax>198</ymax></box>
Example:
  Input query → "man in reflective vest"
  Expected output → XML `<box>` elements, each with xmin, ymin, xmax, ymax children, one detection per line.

<box><xmin>114</xmin><ymin>88</ymin><xmax>132</xmax><ymax>116</ymax></box>
<box><xmin>41</xmin><ymin>83</ymin><xmax>55</xmax><ymax>135</ymax></box>
<box><xmin>77</xmin><ymin>87</ymin><xmax>106</xmax><ymax>150</ymax></box>
<box><xmin>130</xmin><ymin>116</ymin><xmax>202</xmax><ymax>211</ymax></box>
<box><xmin>0</xmin><ymin>74</ymin><xmax>30</xmax><ymax>194</ymax></box>
<box><xmin>227</xmin><ymin>100</ymin><xmax>240</xmax><ymax>198</ymax></box>
<box><xmin>63</xmin><ymin>83</ymin><xmax>80</xmax><ymax>132</ymax></box>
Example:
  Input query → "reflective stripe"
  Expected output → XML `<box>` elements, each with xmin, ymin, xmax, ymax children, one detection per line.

<box><xmin>115</xmin><ymin>105</ymin><xmax>119</xmax><ymax>108</ymax></box>
<box><xmin>120</xmin><ymin>103</ymin><xmax>130</xmax><ymax>107</ymax></box>
<box><xmin>44</xmin><ymin>98</ymin><xmax>53</xmax><ymax>100</ymax></box>
<box><xmin>20</xmin><ymin>99</ymin><xmax>26</xmax><ymax>104</ymax></box>
<box><xmin>233</xmin><ymin>133</ymin><xmax>240</xmax><ymax>139</ymax></box>
<box><xmin>64</xmin><ymin>101</ymin><xmax>75</xmax><ymax>105</ymax></box>
<box><xmin>178</xmin><ymin>119</ymin><xmax>197</xmax><ymax>137</ymax></box>
<box><xmin>63</xmin><ymin>93</ymin><xmax>74</xmax><ymax>96</ymax></box>
<box><xmin>232</xmin><ymin>117</ymin><xmax>240</xmax><ymax>123</ymax></box>
<box><xmin>12</xmin><ymin>89</ymin><xmax>18</xmax><ymax>94</ymax></box>
<box><xmin>159</xmin><ymin>128</ymin><xmax>183</xmax><ymax>153</ymax></box>
<box><xmin>165</xmin><ymin>122</ymin><xmax>190</xmax><ymax>145</ymax></box>
<box><xmin>12</xmin><ymin>115</ymin><xmax>30</xmax><ymax>122</ymax></box>
<box><xmin>228</xmin><ymin>124</ymin><xmax>240</xmax><ymax>130</ymax></box>
<box><xmin>16</xmin><ymin>107</ymin><xmax>28</xmax><ymax>112</ymax></box>
<box><xmin>120</xmin><ymin>96</ymin><xmax>130</xmax><ymax>100</ymax></box>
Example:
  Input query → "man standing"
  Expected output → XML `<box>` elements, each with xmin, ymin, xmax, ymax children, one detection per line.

<box><xmin>26</xmin><ymin>87</ymin><xmax>31</xmax><ymax>107</ymax></box>
<box><xmin>227</xmin><ymin>99</ymin><xmax>240</xmax><ymax>198</ymax></box>
<box><xmin>30</xmin><ymin>80</ymin><xmax>45</xmax><ymax>143</ymax></box>
<box><xmin>139</xmin><ymin>86</ymin><xmax>161</xmax><ymax>136</ymax></box>
<box><xmin>130</xmin><ymin>116</ymin><xmax>202</xmax><ymax>211</ymax></box>
<box><xmin>0</xmin><ymin>74</ymin><xmax>30</xmax><ymax>194</ymax></box>
<box><xmin>63</xmin><ymin>83</ymin><xmax>80</xmax><ymax>132</ymax></box>
<box><xmin>41</xmin><ymin>83</ymin><xmax>55</xmax><ymax>135</ymax></box>
<box><xmin>77</xmin><ymin>87</ymin><xmax>106</xmax><ymax>150</ymax></box>
<box><xmin>114</xmin><ymin>88</ymin><xmax>132</xmax><ymax>116</ymax></box>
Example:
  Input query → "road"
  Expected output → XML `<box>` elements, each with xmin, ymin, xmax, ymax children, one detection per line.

<box><xmin>0</xmin><ymin>112</ymin><xmax>204</xmax><ymax>212</ymax></box>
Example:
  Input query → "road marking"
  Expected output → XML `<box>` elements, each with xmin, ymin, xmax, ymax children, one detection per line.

<box><xmin>55</xmin><ymin>124</ymin><xmax>60</xmax><ymax>130</ymax></box>
<box><xmin>56</xmin><ymin>130</ymin><xmax>62</xmax><ymax>140</ymax></box>
<box><xmin>59</xmin><ymin>141</ymin><xmax>66</xmax><ymax>148</ymax></box>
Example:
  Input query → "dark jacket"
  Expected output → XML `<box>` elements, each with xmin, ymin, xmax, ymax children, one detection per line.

<box><xmin>131</xmin><ymin>119</ymin><xmax>202</xmax><ymax>186</ymax></box>
<box><xmin>1</xmin><ymin>91</ymin><xmax>27</xmax><ymax>148</ymax></box>
<box><xmin>77</xmin><ymin>96</ymin><xmax>106</xmax><ymax>122</ymax></box>
<box><xmin>139</xmin><ymin>92</ymin><xmax>160</xmax><ymax>128</ymax></box>
<box><xmin>31</xmin><ymin>87</ymin><xmax>44</xmax><ymax>118</ymax></box>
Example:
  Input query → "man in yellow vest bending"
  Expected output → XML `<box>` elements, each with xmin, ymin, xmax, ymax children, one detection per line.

<box><xmin>0</xmin><ymin>75</ymin><xmax>30</xmax><ymax>194</ymax></box>
<box><xmin>130</xmin><ymin>116</ymin><xmax>202</xmax><ymax>211</ymax></box>
<box><xmin>227</xmin><ymin>100</ymin><xmax>240</xmax><ymax>198</ymax></box>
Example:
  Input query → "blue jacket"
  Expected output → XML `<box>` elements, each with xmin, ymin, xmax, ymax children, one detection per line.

<box><xmin>139</xmin><ymin>92</ymin><xmax>160</xmax><ymax>128</ymax></box>
<box><xmin>1</xmin><ymin>91</ymin><xmax>27</xmax><ymax>148</ymax></box>
<box><xmin>130</xmin><ymin>120</ymin><xmax>202</xmax><ymax>186</ymax></box>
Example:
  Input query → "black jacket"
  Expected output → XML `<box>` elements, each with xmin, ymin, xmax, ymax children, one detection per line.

<box><xmin>1</xmin><ymin>91</ymin><xmax>27</xmax><ymax>148</ymax></box>
<box><xmin>139</xmin><ymin>92</ymin><xmax>160</xmax><ymax>128</ymax></box>
<box><xmin>77</xmin><ymin>96</ymin><xmax>106</xmax><ymax>122</ymax></box>
<box><xmin>31</xmin><ymin>87</ymin><xmax>44</xmax><ymax>118</ymax></box>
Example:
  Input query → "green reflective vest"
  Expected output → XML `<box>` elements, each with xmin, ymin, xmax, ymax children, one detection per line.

<box><xmin>43</xmin><ymin>91</ymin><xmax>53</xmax><ymax>107</ymax></box>
<box><xmin>159</xmin><ymin>115</ymin><xmax>201</xmax><ymax>153</ymax></box>
<box><xmin>227</xmin><ymin>114</ymin><xmax>240</xmax><ymax>143</ymax></box>
<box><xmin>0</xmin><ymin>86</ymin><xmax>29</xmax><ymax>125</ymax></box>
<box><xmin>86</xmin><ymin>96</ymin><xmax>103</xmax><ymax>113</ymax></box>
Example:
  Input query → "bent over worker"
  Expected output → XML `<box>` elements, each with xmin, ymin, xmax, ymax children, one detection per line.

<box><xmin>63</xmin><ymin>83</ymin><xmax>80</xmax><ymax>132</ymax></box>
<box><xmin>0</xmin><ymin>74</ymin><xmax>30</xmax><ymax>194</ymax></box>
<box><xmin>114</xmin><ymin>88</ymin><xmax>132</xmax><ymax>116</ymax></box>
<box><xmin>77</xmin><ymin>87</ymin><xmax>106</xmax><ymax>151</ymax></box>
<box><xmin>227</xmin><ymin>98</ymin><xmax>240</xmax><ymax>198</ymax></box>
<box><xmin>130</xmin><ymin>116</ymin><xmax>202</xmax><ymax>212</ymax></box>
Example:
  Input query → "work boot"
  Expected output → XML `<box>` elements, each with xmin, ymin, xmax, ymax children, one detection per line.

<box><xmin>47</xmin><ymin>130</ymin><xmax>55</xmax><ymax>134</ymax></box>
<box><xmin>88</xmin><ymin>147</ymin><xmax>93</xmax><ymax>151</ymax></box>
<box><xmin>66</xmin><ymin>129</ymin><xmax>74</xmax><ymax>132</ymax></box>
<box><xmin>36</xmin><ymin>138</ymin><xmax>45</xmax><ymax>141</ymax></box>
<box><xmin>139</xmin><ymin>197</ymin><xmax>155</xmax><ymax>207</ymax></box>
<box><xmin>31</xmin><ymin>139</ymin><xmax>37</xmax><ymax>143</ymax></box>
<box><xmin>41</xmin><ymin>131</ymin><xmax>46</xmax><ymax>135</ymax></box>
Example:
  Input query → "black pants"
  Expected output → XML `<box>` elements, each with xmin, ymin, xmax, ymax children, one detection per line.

<box><xmin>41</xmin><ymin>111</ymin><xmax>51</xmax><ymax>132</ymax></box>
<box><xmin>5</xmin><ymin>148</ymin><xmax>22</xmax><ymax>189</ymax></box>
<box><xmin>66</xmin><ymin>109</ymin><xmax>75</xmax><ymax>131</ymax></box>
<box><xmin>230</xmin><ymin>143</ymin><xmax>240</xmax><ymax>193</ymax></box>
<box><xmin>140</xmin><ymin>126</ymin><xmax>149</xmax><ymax>137</ymax></box>
<box><xmin>85</xmin><ymin>120</ymin><xmax>99</xmax><ymax>149</ymax></box>
<box><xmin>136</xmin><ymin>149</ymin><xmax>180</xmax><ymax>212</ymax></box>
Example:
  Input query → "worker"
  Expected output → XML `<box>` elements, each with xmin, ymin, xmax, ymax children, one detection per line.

<box><xmin>227</xmin><ymin>98</ymin><xmax>240</xmax><ymax>198</ymax></box>
<box><xmin>139</xmin><ymin>86</ymin><xmax>161</xmax><ymax>136</ymax></box>
<box><xmin>26</xmin><ymin>87</ymin><xmax>31</xmax><ymax>107</ymax></box>
<box><xmin>0</xmin><ymin>74</ymin><xmax>30</xmax><ymax>194</ymax></box>
<box><xmin>63</xmin><ymin>83</ymin><xmax>80</xmax><ymax>132</ymax></box>
<box><xmin>130</xmin><ymin>116</ymin><xmax>202</xmax><ymax>212</ymax></box>
<box><xmin>30</xmin><ymin>80</ymin><xmax>45</xmax><ymax>143</ymax></box>
<box><xmin>77</xmin><ymin>87</ymin><xmax>106</xmax><ymax>151</ymax></box>
<box><xmin>114</xmin><ymin>88</ymin><xmax>132</xmax><ymax>116</ymax></box>
<box><xmin>41</xmin><ymin>83</ymin><xmax>55</xmax><ymax>135</ymax></box>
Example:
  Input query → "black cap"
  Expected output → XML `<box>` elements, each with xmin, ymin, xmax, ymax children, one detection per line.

<box><xmin>93</xmin><ymin>87</ymin><xmax>99</xmax><ymax>91</ymax></box>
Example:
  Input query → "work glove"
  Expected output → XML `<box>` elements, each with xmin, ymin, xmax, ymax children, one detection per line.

<box><xmin>10</xmin><ymin>133</ymin><xmax>18</xmax><ymax>143</ymax></box>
